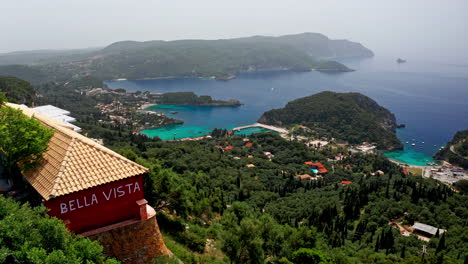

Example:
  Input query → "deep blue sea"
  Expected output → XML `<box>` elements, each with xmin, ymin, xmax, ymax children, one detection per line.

<box><xmin>105</xmin><ymin>56</ymin><xmax>468</xmax><ymax>165</ymax></box>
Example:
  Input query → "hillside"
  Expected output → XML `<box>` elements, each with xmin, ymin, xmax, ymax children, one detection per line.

<box><xmin>159</xmin><ymin>92</ymin><xmax>241</xmax><ymax>106</ymax></box>
<box><xmin>0</xmin><ymin>75</ymin><xmax>35</xmax><ymax>105</ymax></box>
<box><xmin>0</xmin><ymin>33</ymin><xmax>373</xmax><ymax>82</ymax></box>
<box><xmin>434</xmin><ymin>129</ymin><xmax>468</xmax><ymax>168</ymax></box>
<box><xmin>258</xmin><ymin>91</ymin><xmax>402</xmax><ymax>150</ymax></box>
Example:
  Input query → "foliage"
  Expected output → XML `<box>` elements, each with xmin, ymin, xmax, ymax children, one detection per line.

<box><xmin>259</xmin><ymin>91</ymin><xmax>402</xmax><ymax>150</ymax></box>
<box><xmin>160</xmin><ymin>92</ymin><xmax>240</xmax><ymax>106</ymax></box>
<box><xmin>291</xmin><ymin>248</ymin><xmax>333</xmax><ymax>264</ymax></box>
<box><xmin>94</xmin><ymin>128</ymin><xmax>467</xmax><ymax>263</ymax></box>
<box><xmin>0</xmin><ymin>105</ymin><xmax>54</xmax><ymax>173</ymax></box>
<box><xmin>453</xmin><ymin>180</ymin><xmax>468</xmax><ymax>195</ymax></box>
<box><xmin>0</xmin><ymin>75</ymin><xmax>35</xmax><ymax>105</ymax></box>
<box><xmin>434</xmin><ymin>129</ymin><xmax>468</xmax><ymax>168</ymax></box>
<box><xmin>0</xmin><ymin>33</ymin><xmax>375</xmax><ymax>82</ymax></box>
<box><xmin>0</xmin><ymin>196</ymin><xmax>118</xmax><ymax>264</ymax></box>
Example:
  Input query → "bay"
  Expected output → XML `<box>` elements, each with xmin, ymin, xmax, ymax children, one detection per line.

<box><xmin>105</xmin><ymin>56</ymin><xmax>468</xmax><ymax>165</ymax></box>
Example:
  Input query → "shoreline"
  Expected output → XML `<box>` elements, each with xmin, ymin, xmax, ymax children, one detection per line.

<box><xmin>139</xmin><ymin>103</ymin><xmax>157</xmax><ymax>110</ymax></box>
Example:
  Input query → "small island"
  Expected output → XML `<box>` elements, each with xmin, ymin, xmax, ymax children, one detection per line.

<box><xmin>158</xmin><ymin>92</ymin><xmax>241</xmax><ymax>106</ymax></box>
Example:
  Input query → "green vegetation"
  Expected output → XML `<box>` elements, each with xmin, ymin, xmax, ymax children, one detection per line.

<box><xmin>90</xmin><ymin>126</ymin><xmax>466</xmax><ymax>263</ymax></box>
<box><xmin>160</xmin><ymin>92</ymin><xmax>240</xmax><ymax>106</ymax></box>
<box><xmin>434</xmin><ymin>129</ymin><xmax>468</xmax><ymax>168</ymax></box>
<box><xmin>0</xmin><ymin>105</ymin><xmax>54</xmax><ymax>176</ymax></box>
<box><xmin>0</xmin><ymin>33</ymin><xmax>375</xmax><ymax>83</ymax></box>
<box><xmin>0</xmin><ymin>75</ymin><xmax>35</xmax><ymax>105</ymax></box>
<box><xmin>0</xmin><ymin>196</ymin><xmax>118</xmax><ymax>264</ymax></box>
<box><xmin>258</xmin><ymin>91</ymin><xmax>403</xmax><ymax>150</ymax></box>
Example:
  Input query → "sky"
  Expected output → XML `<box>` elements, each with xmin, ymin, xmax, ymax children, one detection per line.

<box><xmin>2</xmin><ymin>0</ymin><xmax>468</xmax><ymax>62</ymax></box>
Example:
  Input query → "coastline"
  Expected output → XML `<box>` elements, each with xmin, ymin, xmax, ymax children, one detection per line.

<box><xmin>140</xmin><ymin>103</ymin><xmax>157</xmax><ymax>110</ymax></box>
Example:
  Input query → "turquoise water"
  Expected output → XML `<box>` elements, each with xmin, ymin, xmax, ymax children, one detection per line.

<box><xmin>233</xmin><ymin>127</ymin><xmax>279</xmax><ymax>136</ymax></box>
<box><xmin>384</xmin><ymin>149</ymin><xmax>435</xmax><ymax>166</ymax></box>
<box><xmin>106</xmin><ymin>56</ymin><xmax>468</xmax><ymax>165</ymax></box>
<box><xmin>141</xmin><ymin>104</ymin><xmax>278</xmax><ymax>140</ymax></box>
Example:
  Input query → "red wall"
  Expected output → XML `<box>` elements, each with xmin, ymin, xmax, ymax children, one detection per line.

<box><xmin>44</xmin><ymin>175</ymin><xmax>144</xmax><ymax>233</ymax></box>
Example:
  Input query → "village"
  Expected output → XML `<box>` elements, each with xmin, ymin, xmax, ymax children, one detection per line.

<box><xmin>83</xmin><ymin>87</ymin><xmax>183</xmax><ymax>131</ymax></box>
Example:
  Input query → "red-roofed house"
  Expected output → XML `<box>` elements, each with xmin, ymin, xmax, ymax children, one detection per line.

<box><xmin>305</xmin><ymin>162</ymin><xmax>328</xmax><ymax>174</ymax></box>
<box><xmin>223</xmin><ymin>146</ymin><xmax>234</xmax><ymax>152</ymax></box>
<box><xmin>341</xmin><ymin>181</ymin><xmax>352</xmax><ymax>185</ymax></box>
<box><xmin>245</xmin><ymin>142</ymin><xmax>253</xmax><ymax>147</ymax></box>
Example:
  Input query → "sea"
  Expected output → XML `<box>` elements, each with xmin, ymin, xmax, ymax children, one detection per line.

<box><xmin>105</xmin><ymin>56</ymin><xmax>468</xmax><ymax>166</ymax></box>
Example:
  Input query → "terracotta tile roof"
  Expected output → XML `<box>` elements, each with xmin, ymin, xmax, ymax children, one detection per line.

<box><xmin>7</xmin><ymin>103</ymin><xmax>148</xmax><ymax>200</ymax></box>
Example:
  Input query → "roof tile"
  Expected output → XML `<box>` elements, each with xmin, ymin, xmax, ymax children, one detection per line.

<box><xmin>8</xmin><ymin>103</ymin><xmax>148</xmax><ymax>200</ymax></box>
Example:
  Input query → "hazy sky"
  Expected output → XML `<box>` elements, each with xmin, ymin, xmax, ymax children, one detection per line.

<box><xmin>3</xmin><ymin>0</ymin><xmax>468</xmax><ymax>62</ymax></box>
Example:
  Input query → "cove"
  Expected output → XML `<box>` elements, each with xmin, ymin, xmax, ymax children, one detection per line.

<box><xmin>106</xmin><ymin>56</ymin><xmax>468</xmax><ymax>165</ymax></box>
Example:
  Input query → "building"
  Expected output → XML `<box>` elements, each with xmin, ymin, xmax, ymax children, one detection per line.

<box><xmin>8</xmin><ymin>103</ymin><xmax>171</xmax><ymax>263</ymax></box>
<box><xmin>356</xmin><ymin>142</ymin><xmax>377</xmax><ymax>152</ymax></box>
<box><xmin>32</xmin><ymin>105</ymin><xmax>81</xmax><ymax>132</ymax></box>
<box><xmin>305</xmin><ymin>162</ymin><xmax>328</xmax><ymax>174</ymax></box>
<box><xmin>412</xmin><ymin>222</ymin><xmax>445</xmax><ymax>238</ymax></box>
<box><xmin>341</xmin><ymin>180</ymin><xmax>352</xmax><ymax>185</ymax></box>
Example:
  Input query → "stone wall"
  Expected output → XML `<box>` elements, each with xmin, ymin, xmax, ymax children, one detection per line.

<box><xmin>87</xmin><ymin>207</ymin><xmax>171</xmax><ymax>264</ymax></box>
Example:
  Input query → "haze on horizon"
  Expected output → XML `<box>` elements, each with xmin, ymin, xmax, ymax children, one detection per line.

<box><xmin>3</xmin><ymin>0</ymin><xmax>468</xmax><ymax>63</ymax></box>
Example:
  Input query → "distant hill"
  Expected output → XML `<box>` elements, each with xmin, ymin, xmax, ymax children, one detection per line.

<box><xmin>0</xmin><ymin>75</ymin><xmax>35</xmax><ymax>105</ymax></box>
<box><xmin>0</xmin><ymin>33</ymin><xmax>373</xmax><ymax>83</ymax></box>
<box><xmin>258</xmin><ymin>91</ymin><xmax>402</xmax><ymax>150</ymax></box>
<box><xmin>434</xmin><ymin>129</ymin><xmax>468</xmax><ymax>168</ymax></box>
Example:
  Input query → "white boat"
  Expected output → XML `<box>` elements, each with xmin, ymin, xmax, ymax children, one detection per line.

<box><xmin>412</xmin><ymin>143</ymin><xmax>416</xmax><ymax>146</ymax></box>
<box><xmin>406</xmin><ymin>141</ymin><xmax>409</xmax><ymax>144</ymax></box>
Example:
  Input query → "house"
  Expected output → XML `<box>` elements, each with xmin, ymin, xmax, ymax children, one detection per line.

<box><xmin>304</xmin><ymin>162</ymin><xmax>328</xmax><ymax>174</ymax></box>
<box><xmin>8</xmin><ymin>103</ymin><xmax>171</xmax><ymax>263</ymax></box>
<box><xmin>246</xmin><ymin>164</ymin><xmax>256</xmax><ymax>168</ymax></box>
<box><xmin>32</xmin><ymin>105</ymin><xmax>81</xmax><ymax>132</ymax></box>
<box><xmin>356</xmin><ymin>142</ymin><xmax>376</xmax><ymax>152</ymax></box>
<box><xmin>9</xmin><ymin>103</ymin><xmax>148</xmax><ymax>233</ymax></box>
<box><xmin>245</xmin><ymin>142</ymin><xmax>253</xmax><ymax>147</ymax></box>
<box><xmin>264</xmin><ymin>152</ymin><xmax>274</xmax><ymax>159</ymax></box>
<box><xmin>296</xmin><ymin>174</ymin><xmax>321</xmax><ymax>181</ymax></box>
<box><xmin>223</xmin><ymin>146</ymin><xmax>234</xmax><ymax>152</ymax></box>
<box><xmin>341</xmin><ymin>181</ymin><xmax>352</xmax><ymax>185</ymax></box>
<box><xmin>411</xmin><ymin>222</ymin><xmax>445</xmax><ymax>238</ymax></box>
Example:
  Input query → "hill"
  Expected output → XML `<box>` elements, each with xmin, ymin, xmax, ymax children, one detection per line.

<box><xmin>0</xmin><ymin>33</ymin><xmax>373</xmax><ymax>82</ymax></box>
<box><xmin>0</xmin><ymin>75</ymin><xmax>35</xmax><ymax>105</ymax></box>
<box><xmin>159</xmin><ymin>92</ymin><xmax>241</xmax><ymax>106</ymax></box>
<box><xmin>434</xmin><ymin>129</ymin><xmax>468</xmax><ymax>168</ymax></box>
<box><xmin>258</xmin><ymin>91</ymin><xmax>402</xmax><ymax>150</ymax></box>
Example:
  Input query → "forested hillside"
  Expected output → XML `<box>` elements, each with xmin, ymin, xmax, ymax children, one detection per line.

<box><xmin>0</xmin><ymin>33</ymin><xmax>373</xmax><ymax>82</ymax></box>
<box><xmin>0</xmin><ymin>75</ymin><xmax>35</xmax><ymax>105</ymax></box>
<box><xmin>78</xmin><ymin>125</ymin><xmax>467</xmax><ymax>264</ymax></box>
<box><xmin>434</xmin><ymin>130</ymin><xmax>468</xmax><ymax>169</ymax></box>
<box><xmin>259</xmin><ymin>91</ymin><xmax>403</xmax><ymax>150</ymax></box>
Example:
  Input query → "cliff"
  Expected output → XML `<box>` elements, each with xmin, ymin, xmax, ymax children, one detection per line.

<box><xmin>258</xmin><ymin>91</ymin><xmax>402</xmax><ymax>150</ymax></box>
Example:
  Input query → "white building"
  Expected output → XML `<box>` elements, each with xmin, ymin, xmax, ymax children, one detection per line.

<box><xmin>31</xmin><ymin>105</ymin><xmax>81</xmax><ymax>132</ymax></box>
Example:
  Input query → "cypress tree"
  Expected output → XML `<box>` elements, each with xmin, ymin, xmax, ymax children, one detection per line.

<box><xmin>436</xmin><ymin>232</ymin><xmax>446</xmax><ymax>253</ymax></box>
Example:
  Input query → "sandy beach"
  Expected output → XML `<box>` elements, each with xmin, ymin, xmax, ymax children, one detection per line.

<box><xmin>139</xmin><ymin>103</ymin><xmax>157</xmax><ymax>110</ymax></box>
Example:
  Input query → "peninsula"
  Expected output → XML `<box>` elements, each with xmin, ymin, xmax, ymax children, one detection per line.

<box><xmin>0</xmin><ymin>32</ymin><xmax>373</xmax><ymax>83</ymax></box>
<box><xmin>258</xmin><ymin>91</ymin><xmax>403</xmax><ymax>150</ymax></box>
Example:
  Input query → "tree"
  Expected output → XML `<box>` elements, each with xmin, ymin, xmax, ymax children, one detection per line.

<box><xmin>436</xmin><ymin>232</ymin><xmax>446</xmax><ymax>253</ymax></box>
<box><xmin>0</xmin><ymin>196</ymin><xmax>118</xmax><ymax>263</ymax></box>
<box><xmin>291</xmin><ymin>248</ymin><xmax>333</xmax><ymax>264</ymax></box>
<box><xmin>0</xmin><ymin>106</ymin><xmax>54</xmax><ymax>177</ymax></box>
